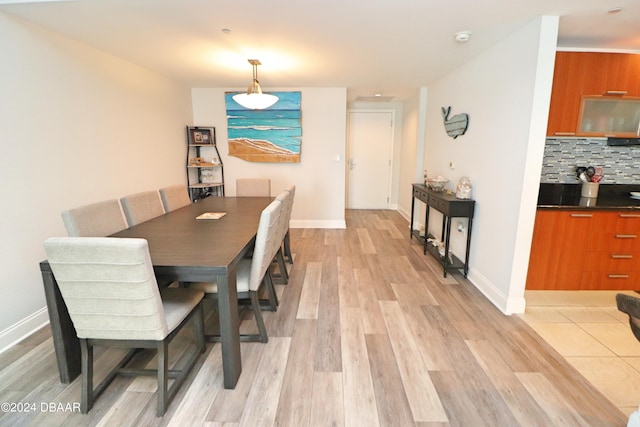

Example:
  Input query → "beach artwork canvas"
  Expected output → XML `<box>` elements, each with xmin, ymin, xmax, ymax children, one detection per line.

<box><xmin>225</xmin><ymin>91</ymin><xmax>301</xmax><ymax>163</ymax></box>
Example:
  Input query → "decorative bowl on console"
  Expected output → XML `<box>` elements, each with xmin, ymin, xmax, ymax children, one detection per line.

<box><xmin>426</xmin><ymin>177</ymin><xmax>449</xmax><ymax>192</ymax></box>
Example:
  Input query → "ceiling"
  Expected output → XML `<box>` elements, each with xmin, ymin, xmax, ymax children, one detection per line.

<box><xmin>2</xmin><ymin>0</ymin><xmax>639</xmax><ymax>102</ymax></box>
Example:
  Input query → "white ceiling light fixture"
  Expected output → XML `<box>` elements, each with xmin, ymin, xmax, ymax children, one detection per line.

<box><xmin>232</xmin><ymin>59</ymin><xmax>279</xmax><ymax>110</ymax></box>
<box><xmin>454</xmin><ymin>31</ymin><xmax>471</xmax><ymax>42</ymax></box>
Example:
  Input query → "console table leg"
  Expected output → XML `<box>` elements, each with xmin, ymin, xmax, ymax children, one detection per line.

<box><xmin>423</xmin><ymin>205</ymin><xmax>430</xmax><ymax>255</ymax></box>
<box><xmin>443</xmin><ymin>216</ymin><xmax>452</xmax><ymax>278</ymax></box>
<box><xmin>410</xmin><ymin>195</ymin><xmax>416</xmax><ymax>239</ymax></box>
<box><xmin>464</xmin><ymin>218</ymin><xmax>473</xmax><ymax>277</ymax></box>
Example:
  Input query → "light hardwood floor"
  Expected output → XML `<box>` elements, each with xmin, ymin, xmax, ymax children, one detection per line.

<box><xmin>0</xmin><ymin>210</ymin><xmax>628</xmax><ymax>426</ymax></box>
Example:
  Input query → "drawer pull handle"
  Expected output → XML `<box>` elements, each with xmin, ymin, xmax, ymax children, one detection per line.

<box><xmin>606</xmin><ymin>90</ymin><xmax>628</xmax><ymax>96</ymax></box>
<box><xmin>570</xmin><ymin>214</ymin><xmax>593</xmax><ymax>218</ymax></box>
<box><xmin>608</xmin><ymin>274</ymin><xmax>630</xmax><ymax>279</ymax></box>
<box><xmin>619</xmin><ymin>214</ymin><xmax>640</xmax><ymax>218</ymax></box>
<box><xmin>615</xmin><ymin>234</ymin><xmax>637</xmax><ymax>239</ymax></box>
<box><xmin>611</xmin><ymin>254</ymin><xmax>633</xmax><ymax>259</ymax></box>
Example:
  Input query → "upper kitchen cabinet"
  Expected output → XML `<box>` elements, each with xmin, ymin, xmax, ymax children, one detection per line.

<box><xmin>546</xmin><ymin>52</ymin><xmax>640</xmax><ymax>137</ymax></box>
<box><xmin>577</xmin><ymin>95</ymin><xmax>640</xmax><ymax>137</ymax></box>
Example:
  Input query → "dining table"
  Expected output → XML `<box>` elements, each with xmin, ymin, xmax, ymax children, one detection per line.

<box><xmin>40</xmin><ymin>196</ymin><xmax>273</xmax><ymax>389</ymax></box>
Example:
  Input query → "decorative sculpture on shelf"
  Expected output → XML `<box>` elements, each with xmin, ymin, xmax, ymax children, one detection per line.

<box><xmin>442</xmin><ymin>106</ymin><xmax>469</xmax><ymax>139</ymax></box>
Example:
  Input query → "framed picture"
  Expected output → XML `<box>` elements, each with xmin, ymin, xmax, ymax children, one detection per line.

<box><xmin>225</xmin><ymin>91</ymin><xmax>301</xmax><ymax>163</ymax></box>
<box><xmin>189</xmin><ymin>127</ymin><xmax>212</xmax><ymax>145</ymax></box>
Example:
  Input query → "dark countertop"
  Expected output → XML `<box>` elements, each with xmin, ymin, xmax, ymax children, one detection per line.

<box><xmin>538</xmin><ymin>183</ymin><xmax>640</xmax><ymax>210</ymax></box>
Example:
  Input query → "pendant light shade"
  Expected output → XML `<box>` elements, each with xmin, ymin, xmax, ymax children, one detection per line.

<box><xmin>232</xmin><ymin>59</ymin><xmax>279</xmax><ymax>110</ymax></box>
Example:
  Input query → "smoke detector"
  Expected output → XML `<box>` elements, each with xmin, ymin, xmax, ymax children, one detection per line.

<box><xmin>454</xmin><ymin>31</ymin><xmax>471</xmax><ymax>42</ymax></box>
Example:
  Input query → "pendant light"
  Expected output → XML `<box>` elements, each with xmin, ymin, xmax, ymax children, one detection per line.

<box><xmin>232</xmin><ymin>59</ymin><xmax>279</xmax><ymax>110</ymax></box>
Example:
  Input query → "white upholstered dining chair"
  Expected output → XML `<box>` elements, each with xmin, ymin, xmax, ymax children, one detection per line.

<box><xmin>159</xmin><ymin>185</ymin><xmax>191</xmax><ymax>212</ymax></box>
<box><xmin>61</xmin><ymin>199</ymin><xmax>127</xmax><ymax>237</ymax></box>
<box><xmin>272</xmin><ymin>190</ymin><xmax>292</xmax><ymax>284</ymax></box>
<box><xmin>236</xmin><ymin>178</ymin><xmax>271</xmax><ymax>197</ymax></box>
<box><xmin>189</xmin><ymin>199</ymin><xmax>282</xmax><ymax>342</ymax></box>
<box><xmin>43</xmin><ymin>237</ymin><xmax>205</xmax><ymax>416</ymax></box>
<box><xmin>120</xmin><ymin>190</ymin><xmax>165</xmax><ymax>226</ymax></box>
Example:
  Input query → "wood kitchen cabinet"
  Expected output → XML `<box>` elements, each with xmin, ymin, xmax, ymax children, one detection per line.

<box><xmin>546</xmin><ymin>52</ymin><xmax>640</xmax><ymax>136</ymax></box>
<box><xmin>546</xmin><ymin>52</ymin><xmax>589</xmax><ymax>136</ymax></box>
<box><xmin>526</xmin><ymin>210</ymin><xmax>640</xmax><ymax>290</ymax></box>
<box><xmin>581</xmin><ymin>212</ymin><xmax>640</xmax><ymax>290</ymax></box>
<box><xmin>526</xmin><ymin>210</ymin><xmax>593</xmax><ymax>290</ymax></box>
<box><xmin>577</xmin><ymin>96</ymin><xmax>640</xmax><ymax>137</ymax></box>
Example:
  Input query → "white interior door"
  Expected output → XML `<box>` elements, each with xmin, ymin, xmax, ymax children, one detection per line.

<box><xmin>347</xmin><ymin>111</ymin><xmax>394</xmax><ymax>209</ymax></box>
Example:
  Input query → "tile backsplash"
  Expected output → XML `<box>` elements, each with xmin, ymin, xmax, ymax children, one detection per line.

<box><xmin>541</xmin><ymin>137</ymin><xmax>640</xmax><ymax>184</ymax></box>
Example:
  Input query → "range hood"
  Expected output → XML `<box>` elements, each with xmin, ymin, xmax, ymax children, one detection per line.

<box><xmin>607</xmin><ymin>137</ymin><xmax>640</xmax><ymax>146</ymax></box>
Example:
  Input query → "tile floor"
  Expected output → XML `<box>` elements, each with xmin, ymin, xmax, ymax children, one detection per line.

<box><xmin>520</xmin><ymin>290</ymin><xmax>640</xmax><ymax>418</ymax></box>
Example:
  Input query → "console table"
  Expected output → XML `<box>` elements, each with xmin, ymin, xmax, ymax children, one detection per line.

<box><xmin>410</xmin><ymin>183</ymin><xmax>475</xmax><ymax>277</ymax></box>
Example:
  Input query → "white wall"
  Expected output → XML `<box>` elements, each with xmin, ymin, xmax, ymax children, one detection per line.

<box><xmin>191</xmin><ymin>88</ymin><xmax>347</xmax><ymax>228</ymax></box>
<box><xmin>423</xmin><ymin>16</ymin><xmax>558</xmax><ymax>314</ymax></box>
<box><xmin>398</xmin><ymin>89</ymin><xmax>427</xmax><ymax>220</ymax></box>
<box><xmin>0</xmin><ymin>13</ymin><xmax>193</xmax><ymax>351</ymax></box>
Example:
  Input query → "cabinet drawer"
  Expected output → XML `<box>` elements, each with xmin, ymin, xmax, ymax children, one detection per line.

<box><xmin>583</xmin><ymin>252</ymin><xmax>640</xmax><ymax>272</ymax></box>
<box><xmin>580</xmin><ymin>271</ymin><xmax>639</xmax><ymax>290</ymax></box>
<box><xmin>591</xmin><ymin>231</ymin><xmax>640</xmax><ymax>251</ymax></box>
<box><xmin>428</xmin><ymin>196</ymin><xmax>449</xmax><ymax>214</ymax></box>
<box><xmin>591</xmin><ymin>212</ymin><xmax>640</xmax><ymax>231</ymax></box>
<box><xmin>613</xmin><ymin>214</ymin><xmax>640</xmax><ymax>237</ymax></box>
<box><xmin>413</xmin><ymin>188</ymin><xmax>428</xmax><ymax>203</ymax></box>
<box><xmin>590</xmin><ymin>212</ymin><xmax>640</xmax><ymax>249</ymax></box>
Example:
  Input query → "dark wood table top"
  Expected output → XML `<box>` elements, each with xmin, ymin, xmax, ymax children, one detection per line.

<box><xmin>111</xmin><ymin>196</ymin><xmax>273</xmax><ymax>280</ymax></box>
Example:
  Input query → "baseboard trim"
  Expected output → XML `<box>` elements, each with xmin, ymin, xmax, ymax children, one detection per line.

<box><xmin>0</xmin><ymin>307</ymin><xmax>50</xmax><ymax>355</ymax></box>
<box><xmin>290</xmin><ymin>219</ymin><xmax>346</xmax><ymax>229</ymax></box>
<box><xmin>397</xmin><ymin>206</ymin><xmax>410</xmax><ymax>222</ymax></box>
<box><xmin>467</xmin><ymin>268</ymin><xmax>525</xmax><ymax>315</ymax></box>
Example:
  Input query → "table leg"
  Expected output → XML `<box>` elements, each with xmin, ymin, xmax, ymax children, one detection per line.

<box><xmin>41</xmin><ymin>268</ymin><xmax>81</xmax><ymax>383</ymax></box>
<box><xmin>443</xmin><ymin>216</ymin><xmax>452</xmax><ymax>278</ymax></box>
<box><xmin>410</xmin><ymin>195</ymin><xmax>416</xmax><ymax>239</ymax></box>
<box><xmin>423</xmin><ymin>205</ymin><xmax>430</xmax><ymax>255</ymax></box>
<box><xmin>215</xmin><ymin>269</ymin><xmax>242</xmax><ymax>389</ymax></box>
<box><xmin>464</xmin><ymin>218</ymin><xmax>473</xmax><ymax>277</ymax></box>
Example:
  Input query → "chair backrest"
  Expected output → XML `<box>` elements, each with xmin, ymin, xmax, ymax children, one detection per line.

<box><xmin>285</xmin><ymin>184</ymin><xmax>295</xmax><ymax>199</ymax></box>
<box><xmin>274</xmin><ymin>190</ymin><xmax>291</xmax><ymax>242</ymax></box>
<box><xmin>43</xmin><ymin>237</ymin><xmax>168</xmax><ymax>341</ymax></box>
<box><xmin>617</xmin><ymin>293</ymin><xmax>640</xmax><ymax>342</ymax></box>
<box><xmin>120</xmin><ymin>191</ymin><xmax>165</xmax><ymax>226</ymax></box>
<box><xmin>279</xmin><ymin>184</ymin><xmax>295</xmax><ymax>234</ymax></box>
<box><xmin>61</xmin><ymin>199</ymin><xmax>127</xmax><ymax>237</ymax></box>
<box><xmin>236</xmin><ymin>178</ymin><xmax>271</xmax><ymax>197</ymax></box>
<box><xmin>159</xmin><ymin>185</ymin><xmax>191</xmax><ymax>212</ymax></box>
<box><xmin>284</xmin><ymin>184</ymin><xmax>295</xmax><ymax>220</ymax></box>
<box><xmin>248</xmin><ymin>200</ymin><xmax>282</xmax><ymax>291</ymax></box>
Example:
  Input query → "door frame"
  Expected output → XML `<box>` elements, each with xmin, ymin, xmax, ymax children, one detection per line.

<box><xmin>346</xmin><ymin>108</ymin><xmax>396</xmax><ymax>209</ymax></box>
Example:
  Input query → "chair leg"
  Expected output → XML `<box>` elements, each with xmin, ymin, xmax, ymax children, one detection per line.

<box><xmin>157</xmin><ymin>340</ymin><xmax>169</xmax><ymax>417</ymax></box>
<box><xmin>193</xmin><ymin>301</ymin><xmax>206</xmax><ymax>353</ymax></box>
<box><xmin>284</xmin><ymin>230</ymin><xmax>293</xmax><ymax>264</ymax></box>
<box><xmin>273</xmin><ymin>248</ymin><xmax>289</xmax><ymax>285</ymax></box>
<box><xmin>250</xmin><ymin>291</ymin><xmax>268</xmax><ymax>343</ymax></box>
<box><xmin>264</xmin><ymin>272</ymin><xmax>278</xmax><ymax>311</ymax></box>
<box><xmin>80</xmin><ymin>339</ymin><xmax>93</xmax><ymax>414</ymax></box>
